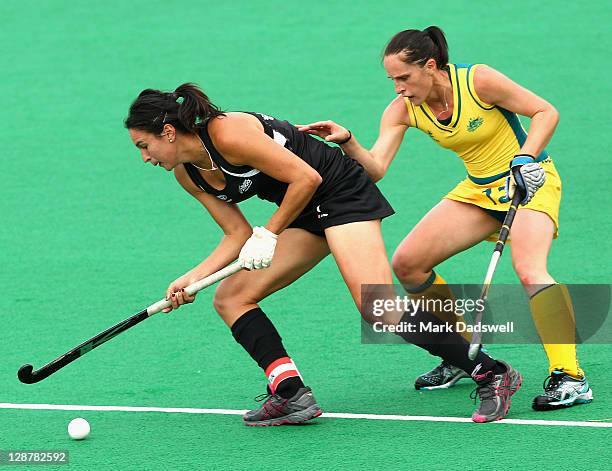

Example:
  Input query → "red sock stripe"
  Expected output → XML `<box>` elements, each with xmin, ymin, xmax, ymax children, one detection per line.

<box><xmin>265</xmin><ymin>356</ymin><xmax>292</xmax><ymax>377</ymax></box>
<box><xmin>270</xmin><ymin>370</ymin><xmax>300</xmax><ymax>393</ymax></box>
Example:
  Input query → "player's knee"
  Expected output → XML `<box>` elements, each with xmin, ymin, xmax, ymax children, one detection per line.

<box><xmin>360</xmin><ymin>290</ymin><xmax>405</xmax><ymax>326</ymax></box>
<box><xmin>356</xmin><ymin>299</ymin><xmax>381</xmax><ymax>325</ymax></box>
<box><xmin>213</xmin><ymin>284</ymin><xmax>244</xmax><ymax>316</ymax></box>
<box><xmin>214</xmin><ymin>283</ymin><xmax>262</xmax><ymax>317</ymax></box>
<box><xmin>512</xmin><ymin>260</ymin><xmax>548</xmax><ymax>286</ymax></box>
<box><xmin>359</xmin><ymin>304</ymin><xmax>380</xmax><ymax>325</ymax></box>
<box><xmin>347</xmin><ymin>294</ymin><xmax>379</xmax><ymax>324</ymax></box>
<box><xmin>392</xmin><ymin>249</ymin><xmax>428</xmax><ymax>284</ymax></box>
<box><xmin>212</xmin><ymin>287</ymin><xmax>231</xmax><ymax>316</ymax></box>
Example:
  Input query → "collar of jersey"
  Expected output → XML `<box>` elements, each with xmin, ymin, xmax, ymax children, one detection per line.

<box><xmin>419</xmin><ymin>63</ymin><xmax>462</xmax><ymax>133</ymax></box>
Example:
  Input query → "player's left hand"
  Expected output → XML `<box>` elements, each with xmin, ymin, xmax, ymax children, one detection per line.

<box><xmin>239</xmin><ymin>226</ymin><xmax>278</xmax><ymax>270</ymax></box>
<box><xmin>295</xmin><ymin>120</ymin><xmax>351</xmax><ymax>144</ymax></box>
<box><xmin>505</xmin><ymin>154</ymin><xmax>546</xmax><ymax>205</ymax></box>
<box><xmin>163</xmin><ymin>276</ymin><xmax>197</xmax><ymax>313</ymax></box>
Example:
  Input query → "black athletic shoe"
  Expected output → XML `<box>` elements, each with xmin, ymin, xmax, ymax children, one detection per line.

<box><xmin>243</xmin><ymin>387</ymin><xmax>322</xmax><ymax>426</ymax></box>
<box><xmin>532</xmin><ymin>371</ymin><xmax>593</xmax><ymax>411</ymax></box>
<box><xmin>414</xmin><ymin>360</ymin><xmax>470</xmax><ymax>390</ymax></box>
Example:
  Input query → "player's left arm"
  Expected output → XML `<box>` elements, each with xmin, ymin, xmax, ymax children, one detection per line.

<box><xmin>473</xmin><ymin>65</ymin><xmax>559</xmax><ymax>157</ymax></box>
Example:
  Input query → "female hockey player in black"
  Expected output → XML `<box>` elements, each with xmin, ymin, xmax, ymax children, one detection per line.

<box><xmin>125</xmin><ymin>83</ymin><xmax>520</xmax><ymax>426</ymax></box>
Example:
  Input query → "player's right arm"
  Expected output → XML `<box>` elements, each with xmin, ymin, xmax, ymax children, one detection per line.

<box><xmin>163</xmin><ymin>165</ymin><xmax>252</xmax><ymax>312</ymax></box>
<box><xmin>297</xmin><ymin>96</ymin><xmax>409</xmax><ymax>182</ymax></box>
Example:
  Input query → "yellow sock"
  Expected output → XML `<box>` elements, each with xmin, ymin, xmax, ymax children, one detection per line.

<box><xmin>529</xmin><ymin>284</ymin><xmax>584</xmax><ymax>378</ymax></box>
<box><xmin>404</xmin><ymin>272</ymin><xmax>471</xmax><ymax>342</ymax></box>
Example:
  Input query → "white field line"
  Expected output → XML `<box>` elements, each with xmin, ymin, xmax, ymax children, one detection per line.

<box><xmin>0</xmin><ymin>403</ymin><xmax>611</xmax><ymax>428</ymax></box>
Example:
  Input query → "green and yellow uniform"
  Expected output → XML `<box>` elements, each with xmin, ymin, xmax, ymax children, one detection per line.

<box><xmin>404</xmin><ymin>64</ymin><xmax>582</xmax><ymax>377</ymax></box>
<box><xmin>405</xmin><ymin>63</ymin><xmax>561</xmax><ymax>239</ymax></box>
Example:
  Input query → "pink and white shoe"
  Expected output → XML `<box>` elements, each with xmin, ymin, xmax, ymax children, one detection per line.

<box><xmin>471</xmin><ymin>361</ymin><xmax>522</xmax><ymax>423</ymax></box>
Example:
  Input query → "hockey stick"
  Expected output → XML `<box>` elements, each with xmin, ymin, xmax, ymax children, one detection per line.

<box><xmin>468</xmin><ymin>191</ymin><xmax>522</xmax><ymax>360</ymax></box>
<box><xmin>18</xmin><ymin>261</ymin><xmax>243</xmax><ymax>384</ymax></box>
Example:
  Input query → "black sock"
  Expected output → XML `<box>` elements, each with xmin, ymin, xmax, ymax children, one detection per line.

<box><xmin>396</xmin><ymin>310</ymin><xmax>497</xmax><ymax>376</ymax></box>
<box><xmin>493</xmin><ymin>361</ymin><xmax>507</xmax><ymax>375</ymax></box>
<box><xmin>231</xmin><ymin>308</ymin><xmax>304</xmax><ymax>398</ymax></box>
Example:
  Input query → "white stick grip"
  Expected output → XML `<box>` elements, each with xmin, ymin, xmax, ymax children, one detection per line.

<box><xmin>468</xmin><ymin>250</ymin><xmax>502</xmax><ymax>360</ymax></box>
<box><xmin>146</xmin><ymin>261</ymin><xmax>243</xmax><ymax>316</ymax></box>
<box><xmin>482</xmin><ymin>251</ymin><xmax>501</xmax><ymax>290</ymax></box>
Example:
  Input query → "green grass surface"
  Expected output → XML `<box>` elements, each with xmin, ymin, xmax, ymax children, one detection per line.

<box><xmin>1</xmin><ymin>409</ymin><xmax>609</xmax><ymax>471</ymax></box>
<box><xmin>2</xmin><ymin>1</ymin><xmax>611</xmax><ymax>469</ymax></box>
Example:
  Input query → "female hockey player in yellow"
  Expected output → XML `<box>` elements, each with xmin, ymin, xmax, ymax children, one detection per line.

<box><xmin>298</xmin><ymin>26</ymin><xmax>592</xmax><ymax>411</ymax></box>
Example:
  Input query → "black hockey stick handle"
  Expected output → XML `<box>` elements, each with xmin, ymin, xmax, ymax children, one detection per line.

<box><xmin>17</xmin><ymin>309</ymin><xmax>150</xmax><ymax>384</ymax></box>
<box><xmin>18</xmin><ymin>261</ymin><xmax>243</xmax><ymax>384</ymax></box>
<box><xmin>467</xmin><ymin>191</ymin><xmax>522</xmax><ymax>360</ymax></box>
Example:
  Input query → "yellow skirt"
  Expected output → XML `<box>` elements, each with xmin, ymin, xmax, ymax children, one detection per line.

<box><xmin>445</xmin><ymin>158</ymin><xmax>561</xmax><ymax>241</ymax></box>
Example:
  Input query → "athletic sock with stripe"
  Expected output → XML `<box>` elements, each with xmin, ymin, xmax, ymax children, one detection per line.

<box><xmin>231</xmin><ymin>307</ymin><xmax>304</xmax><ymax>398</ymax></box>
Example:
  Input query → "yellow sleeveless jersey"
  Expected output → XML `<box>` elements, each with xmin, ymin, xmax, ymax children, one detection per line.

<box><xmin>404</xmin><ymin>63</ymin><xmax>561</xmax><ymax>237</ymax></box>
<box><xmin>404</xmin><ymin>63</ymin><xmax>549</xmax><ymax>184</ymax></box>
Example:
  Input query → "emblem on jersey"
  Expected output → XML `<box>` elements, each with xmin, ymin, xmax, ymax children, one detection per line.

<box><xmin>316</xmin><ymin>205</ymin><xmax>328</xmax><ymax>219</ymax></box>
<box><xmin>238</xmin><ymin>179</ymin><xmax>252</xmax><ymax>194</ymax></box>
<box><xmin>256</xmin><ymin>113</ymin><xmax>274</xmax><ymax>121</ymax></box>
<box><xmin>217</xmin><ymin>194</ymin><xmax>231</xmax><ymax>202</ymax></box>
<box><xmin>467</xmin><ymin>117</ymin><xmax>484</xmax><ymax>132</ymax></box>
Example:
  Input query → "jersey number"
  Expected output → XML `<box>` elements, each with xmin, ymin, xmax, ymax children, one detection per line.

<box><xmin>483</xmin><ymin>186</ymin><xmax>510</xmax><ymax>205</ymax></box>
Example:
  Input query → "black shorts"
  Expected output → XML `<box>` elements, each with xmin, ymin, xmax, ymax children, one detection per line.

<box><xmin>481</xmin><ymin>208</ymin><xmax>507</xmax><ymax>223</ymax></box>
<box><xmin>288</xmin><ymin>161</ymin><xmax>395</xmax><ymax>237</ymax></box>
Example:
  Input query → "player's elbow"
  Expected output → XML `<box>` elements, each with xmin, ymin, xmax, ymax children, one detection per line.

<box><xmin>542</xmin><ymin>103</ymin><xmax>559</xmax><ymax>127</ymax></box>
<box><xmin>370</xmin><ymin>164</ymin><xmax>386</xmax><ymax>183</ymax></box>
<box><xmin>550</xmin><ymin>105</ymin><xmax>560</xmax><ymax>126</ymax></box>
<box><xmin>286</xmin><ymin>169</ymin><xmax>322</xmax><ymax>199</ymax></box>
<box><xmin>228</xmin><ymin>230</ymin><xmax>252</xmax><ymax>260</ymax></box>
<box><xmin>304</xmin><ymin>169</ymin><xmax>323</xmax><ymax>189</ymax></box>
<box><xmin>224</xmin><ymin>221</ymin><xmax>253</xmax><ymax>243</ymax></box>
<box><xmin>236</xmin><ymin>227</ymin><xmax>254</xmax><ymax>244</ymax></box>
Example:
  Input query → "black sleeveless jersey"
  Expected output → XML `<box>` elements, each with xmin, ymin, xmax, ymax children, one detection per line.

<box><xmin>183</xmin><ymin>112</ymin><xmax>362</xmax><ymax>211</ymax></box>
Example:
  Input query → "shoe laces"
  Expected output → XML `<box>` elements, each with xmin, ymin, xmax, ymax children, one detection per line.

<box><xmin>542</xmin><ymin>372</ymin><xmax>566</xmax><ymax>392</ymax></box>
<box><xmin>470</xmin><ymin>384</ymin><xmax>498</xmax><ymax>403</ymax></box>
<box><xmin>253</xmin><ymin>392</ymin><xmax>287</xmax><ymax>417</ymax></box>
<box><xmin>254</xmin><ymin>392</ymin><xmax>275</xmax><ymax>402</ymax></box>
<box><xmin>542</xmin><ymin>372</ymin><xmax>580</xmax><ymax>399</ymax></box>
<box><xmin>470</xmin><ymin>371</ymin><xmax>496</xmax><ymax>403</ymax></box>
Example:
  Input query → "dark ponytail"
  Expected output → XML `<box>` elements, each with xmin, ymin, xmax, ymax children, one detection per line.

<box><xmin>124</xmin><ymin>82</ymin><xmax>224</xmax><ymax>134</ymax></box>
<box><xmin>383</xmin><ymin>26</ymin><xmax>449</xmax><ymax>69</ymax></box>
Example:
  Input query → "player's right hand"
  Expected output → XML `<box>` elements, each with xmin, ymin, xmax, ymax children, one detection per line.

<box><xmin>163</xmin><ymin>276</ymin><xmax>197</xmax><ymax>313</ymax></box>
<box><xmin>296</xmin><ymin>120</ymin><xmax>351</xmax><ymax>144</ymax></box>
<box><xmin>239</xmin><ymin>226</ymin><xmax>278</xmax><ymax>270</ymax></box>
<box><xmin>505</xmin><ymin>154</ymin><xmax>546</xmax><ymax>205</ymax></box>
